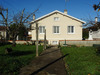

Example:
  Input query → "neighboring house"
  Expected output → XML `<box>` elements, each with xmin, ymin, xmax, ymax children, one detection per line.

<box><xmin>88</xmin><ymin>29</ymin><xmax>100</xmax><ymax>40</ymax></box>
<box><xmin>88</xmin><ymin>17</ymin><xmax>100</xmax><ymax>40</ymax></box>
<box><xmin>29</xmin><ymin>10</ymin><xmax>86</xmax><ymax>45</ymax></box>
<box><xmin>0</xmin><ymin>26</ymin><xmax>6</xmax><ymax>40</ymax></box>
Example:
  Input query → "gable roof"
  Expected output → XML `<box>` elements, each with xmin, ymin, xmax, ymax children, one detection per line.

<box><xmin>0</xmin><ymin>26</ymin><xmax>6</xmax><ymax>31</ymax></box>
<box><xmin>31</xmin><ymin>10</ymin><xmax>86</xmax><ymax>24</ymax></box>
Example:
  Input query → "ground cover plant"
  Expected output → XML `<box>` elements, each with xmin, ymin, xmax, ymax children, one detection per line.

<box><xmin>61</xmin><ymin>46</ymin><xmax>100</xmax><ymax>75</ymax></box>
<box><xmin>0</xmin><ymin>44</ymin><xmax>43</xmax><ymax>75</ymax></box>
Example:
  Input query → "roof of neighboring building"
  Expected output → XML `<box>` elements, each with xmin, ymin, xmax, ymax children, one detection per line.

<box><xmin>0</xmin><ymin>26</ymin><xmax>6</xmax><ymax>31</ymax></box>
<box><xmin>31</xmin><ymin>10</ymin><xmax>86</xmax><ymax>24</ymax></box>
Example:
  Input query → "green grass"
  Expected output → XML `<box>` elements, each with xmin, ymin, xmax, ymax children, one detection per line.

<box><xmin>0</xmin><ymin>44</ymin><xmax>43</xmax><ymax>75</ymax></box>
<box><xmin>61</xmin><ymin>46</ymin><xmax>100</xmax><ymax>75</ymax></box>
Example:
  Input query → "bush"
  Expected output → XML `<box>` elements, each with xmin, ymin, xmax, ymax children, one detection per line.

<box><xmin>96</xmin><ymin>47</ymin><xmax>100</xmax><ymax>55</ymax></box>
<box><xmin>93</xmin><ymin>44</ymin><xmax>100</xmax><ymax>55</ymax></box>
<box><xmin>93</xmin><ymin>44</ymin><xmax>100</xmax><ymax>48</ymax></box>
<box><xmin>0</xmin><ymin>42</ymin><xmax>12</xmax><ymax>46</ymax></box>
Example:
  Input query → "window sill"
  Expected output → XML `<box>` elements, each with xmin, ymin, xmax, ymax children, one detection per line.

<box><xmin>39</xmin><ymin>33</ymin><xmax>45</xmax><ymax>34</ymax></box>
<box><xmin>67</xmin><ymin>33</ymin><xmax>75</xmax><ymax>34</ymax></box>
<box><xmin>53</xmin><ymin>33</ymin><xmax>60</xmax><ymax>34</ymax></box>
<box><xmin>54</xmin><ymin>20</ymin><xmax>60</xmax><ymax>21</ymax></box>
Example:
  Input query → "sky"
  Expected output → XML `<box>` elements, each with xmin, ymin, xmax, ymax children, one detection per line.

<box><xmin>0</xmin><ymin>0</ymin><xmax>100</xmax><ymax>22</ymax></box>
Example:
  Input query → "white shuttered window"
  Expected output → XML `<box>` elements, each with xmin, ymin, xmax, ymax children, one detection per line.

<box><xmin>39</xmin><ymin>26</ymin><xmax>45</xmax><ymax>33</ymax></box>
<box><xmin>53</xmin><ymin>26</ymin><xmax>59</xmax><ymax>33</ymax></box>
<box><xmin>68</xmin><ymin>26</ymin><xmax>74</xmax><ymax>33</ymax></box>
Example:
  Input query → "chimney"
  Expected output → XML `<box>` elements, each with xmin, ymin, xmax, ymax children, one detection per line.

<box><xmin>64</xmin><ymin>9</ymin><xmax>67</xmax><ymax>14</ymax></box>
<box><xmin>33</xmin><ymin>14</ymin><xmax>35</xmax><ymax>20</ymax></box>
<box><xmin>95</xmin><ymin>17</ymin><xmax>98</xmax><ymax>24</ymax></box>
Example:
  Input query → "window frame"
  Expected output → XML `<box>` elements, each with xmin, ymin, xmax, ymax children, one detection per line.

<box><xmin>39</xmin><ymin>26</ymin><xmax>45</xmax><ymax>34</ymax></box>
<box><xmin>52</xmin><ymin>41</ymin><xmax>58</xmax><ymax>45</ymax></box>
<box><xmin>54</xmin><ymin>17</ymin><xmax>60</xmax><ymax>21</ymax></box>
<box><xmin>67</xmin><ymin>26</ymin><xmax>75</xmax><ymax>34</ymax></box>
<box><xmin>53</xmin><ymin>26</ymin><xmax>60</xmax><ymax>34</ymax></box>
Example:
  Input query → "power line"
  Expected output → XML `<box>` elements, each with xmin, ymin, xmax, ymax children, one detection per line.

<box><xmin>65</xmin><ymin>0</ymin><xmax>70</xmax><ymax>9</ymax></box>
<box><xmin>1</xmin><ymin>0</ymin><xmax>18</xmax><ymax>11</ymax></box>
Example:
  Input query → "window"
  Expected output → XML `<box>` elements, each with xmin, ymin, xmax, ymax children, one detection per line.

<box><xmin>52</xmin><ymin>41</ymin><xmax>58</xmax><ymax>45</ymax></box>
<box><xmin>53</xmin><ymin>26</ymin><xmax>59</xmax><ymax>33</ymax></box>
<box><xmin>68</xmin><ymin>26</ymin><xmax>74</xmax><ymax>33</ymax></box>
<box><xmin>39</xmin><ymin>26</ymin><xmax>45</xmax><ymax>33</ymax></box>
<box><xmin>54</xmin><ymin>17</ymin><xmax>59</xmax><ymax>21</ymax></box>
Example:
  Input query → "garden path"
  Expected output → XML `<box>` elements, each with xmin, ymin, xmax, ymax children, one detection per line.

<box><xmin>19</xmin><ymin>46</ymin><xmax>68</xmax><ymax>75</ymax></box>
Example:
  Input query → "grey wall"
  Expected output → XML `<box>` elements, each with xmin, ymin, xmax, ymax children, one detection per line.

<box><xmin>60</xmin><ymin>40</ymin><xmax>100</xmax><ymax>46</ymax></box>
<box><xmin>9</xmin><ymin>40</ymin><xmax>100</xmax><ymax>46</ymax></box>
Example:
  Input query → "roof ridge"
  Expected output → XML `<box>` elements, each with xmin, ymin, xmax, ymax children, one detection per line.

<box><xmin>31</xmin><ymin>10</ymin><xmax>86</xmax><ymax>24</ymax></box>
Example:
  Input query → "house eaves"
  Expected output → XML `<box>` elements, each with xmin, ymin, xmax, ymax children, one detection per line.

<box><xmin>31</xmin><ymin>10</ymin><xmax>86</xmax><ymax>24</ymax></box>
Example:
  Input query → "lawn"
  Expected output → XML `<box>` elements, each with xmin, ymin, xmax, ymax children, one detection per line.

<box><xmin>61</xmin><ymin>46</ymin><xmax>100</xmax><ymax>75</ymax></box>
<box><xmin>0</xmin><ymin>44</ymin><xmax>43</xmax><ymax>75</ymax></box>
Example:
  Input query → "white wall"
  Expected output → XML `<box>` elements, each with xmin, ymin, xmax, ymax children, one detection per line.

<box><xmin>31</xmin><ymin>12</ymin><xmax>83</xmax><ymax>45</ymax></box>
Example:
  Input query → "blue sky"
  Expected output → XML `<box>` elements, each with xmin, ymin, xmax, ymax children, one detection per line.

<box><xmin>0</xmin><ymin>0</ymin><xmax>100</xmax><ymax>21</ymax></box>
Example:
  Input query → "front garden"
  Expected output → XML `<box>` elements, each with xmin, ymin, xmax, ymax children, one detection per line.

<box><xmin>0</xmin><ymin>44</ymin><xmax>43</xmax><ymax>75</ymax></box>
<box><xmin>61</xmin><ymin>46</ymin><xmax>100</xmax><ymax>75</ymax></box>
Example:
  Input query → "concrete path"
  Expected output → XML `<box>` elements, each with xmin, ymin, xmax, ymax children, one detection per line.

<box><xmin>19</xmin><ymin>47</ymin><xmax>68</xmax><ymax>75</ymax></box>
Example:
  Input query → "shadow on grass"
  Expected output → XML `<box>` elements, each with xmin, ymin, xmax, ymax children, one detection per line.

<box><xmin>8</xmin><ymin>51</ymin><xmax>34</xmax><ymax>56</ymax></box>
<box><xmin>30</xmin><ymin>53</ymin><xmax>69</xmax><ymax>75</ymax></box>
<box><xmin>0</xmin><ymin>51</ymin><xmax>34</xmax><ymax>57</ymax></box>
<box><xmin>0</xmin><ymin>42</ymin><xmax>12</xmax><ymax>46</ymax></box>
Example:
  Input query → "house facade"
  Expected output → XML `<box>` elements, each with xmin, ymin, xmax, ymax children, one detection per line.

<box><xmin>0</xmin><ymin>26</ymin><xmax>6</xmax><ymax>40</ymax></box>
<box><xmin>29</xmin><ymin>10</ymin><xmax>85</xmax><ymax>45</ymax></box>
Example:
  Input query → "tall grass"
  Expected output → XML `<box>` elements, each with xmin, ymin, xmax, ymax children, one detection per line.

<box><xmin>0</xmin><ymin>44</ymin><xmax>43</xmax><ymax>75</ymax></box>
<box><xmin>61</xmin><ymin>46</ymin><xmax>100</xmax><ymax>75</ymax></box>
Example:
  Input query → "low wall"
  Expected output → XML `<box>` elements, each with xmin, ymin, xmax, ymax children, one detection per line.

<box><xmin>59</xmin><ymin>40</ymin><xmax>100</xmax><ymax>46</ymax></box>
<box><xmin>8</xmin><ymin>40</ymin><xmax>100</xmax><ymax>46</ymax></box>
<box><xmin>8</xmin><ymin>40</ymin><xmax>33</xmax><ymax>44</ymax></box>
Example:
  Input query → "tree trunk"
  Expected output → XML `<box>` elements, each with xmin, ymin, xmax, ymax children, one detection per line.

<box><xmin>44</xmin><ymin>29</ymin><xmax>46</xmax><ymax>50</ymax></box>
<box><xmin>6</xmin><ymin>30</ymin><xmax>9</xmax><ymax>41</ymax></box>
<box><xmin>12</xmin><ymin>36</ymin><xmax>16</xmax><ymax>46</ymax></box>
<box><xmin>36</xmin><ymin>23</ymin><xmax>38</xmax><ymax>57</ymax></box>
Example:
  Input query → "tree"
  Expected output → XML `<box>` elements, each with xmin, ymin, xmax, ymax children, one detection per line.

<box><xmin>93</xmin><ymin>2</ymin><xmax>100</xmax><ymax>11</ymax></box>
<box><xmin>83</xmin><ymin>2</ymin><xmax>100</xmax><ymax>31</ymax></box>
<box><xmin>9</xmin><ymin>23</ymin><xmax>27</xmax><ymax>45</ymax></box>
<box><xmin>82</xmin><ymin>29</ymin><xmax>89</xmax><ymax>39</ymax></box>
<box><xmin>0</xmin><ymin>6</ymin><xmax>9</xmax><ymax>41</ymax></box>
<box><xmin>18</xmin><ymin>25</ymin><xmax>27</xmax><ymax>40</ymax></box>
<box><xmin>0</xmin><ymin>6</ymin><xmax>39</xmax><ymax>46</ymax></box>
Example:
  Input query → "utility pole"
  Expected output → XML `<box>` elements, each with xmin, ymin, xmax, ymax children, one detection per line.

<box><xmin>36</xmin><ymin>23</ymin><xmax>39</xmax><ymax>57</ymax></box>
<box><xmin>44</xmin><ymin>29</ymin><xmax>46</xmax><ymax>50</ymax></box>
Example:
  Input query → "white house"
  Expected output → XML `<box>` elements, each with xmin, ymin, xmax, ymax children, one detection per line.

<box><xmin>88</xmin><ymin>17</ymin><xmax>100</xmax><ymax>40</ymax></box>
<box><xmin>29</xmin><ymin>10</ymin><xmax>86</xmax><ymax>45</ymax></box>
<box><xmin>88</xmin><ymin>29</ymin><xmax>100</xmax><ymax>40</ymax></box>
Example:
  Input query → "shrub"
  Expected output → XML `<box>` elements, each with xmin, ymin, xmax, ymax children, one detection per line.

<box><xmin>96</xmin><ymin>47</ymin><xmax>100</xmax><ymax>55</ymax></box>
